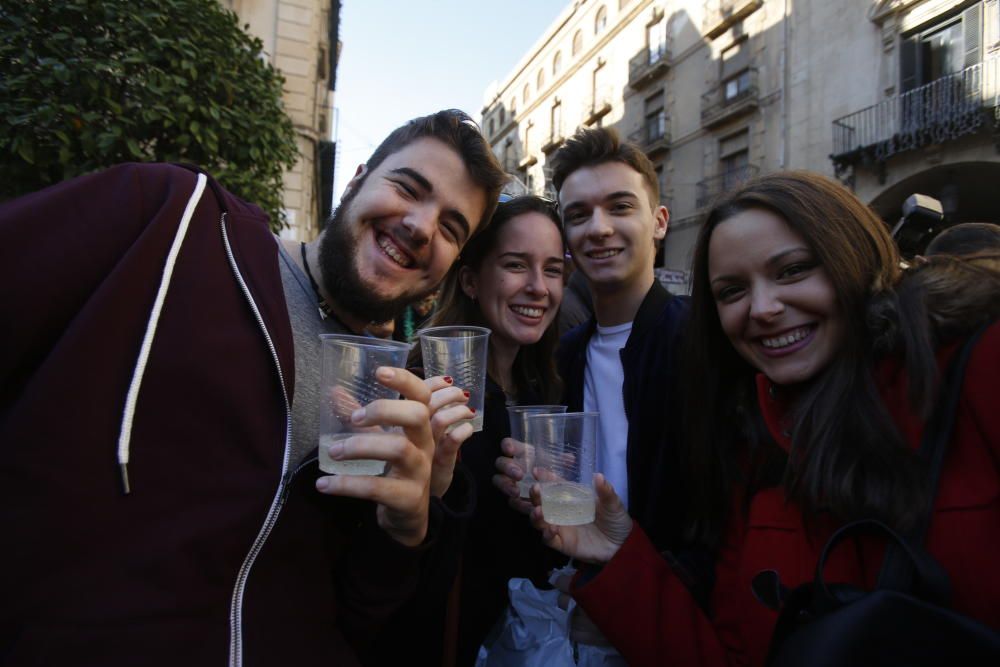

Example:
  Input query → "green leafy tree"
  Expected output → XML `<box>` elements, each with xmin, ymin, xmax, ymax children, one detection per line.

<box><xmin>0</xmin><ymin>0</ymin><xmax>299</xmax><ymax>230</ymax></box>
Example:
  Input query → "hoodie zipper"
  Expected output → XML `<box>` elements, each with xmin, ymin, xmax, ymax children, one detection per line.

<box><xmin>220</xmin><ymin>213</ymin><xmax>293</xmax><ymax>667</ymax></box>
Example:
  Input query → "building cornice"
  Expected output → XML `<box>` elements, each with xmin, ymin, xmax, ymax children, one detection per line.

<box><xmin>868</xmin><ymin>0</ymin><xmax>923</xmax><ymax>25</ymax></box>
<box><xmin>483</xmin><ymin>0</ymin><xmax>655</xmax><ymax>119</ymax></box>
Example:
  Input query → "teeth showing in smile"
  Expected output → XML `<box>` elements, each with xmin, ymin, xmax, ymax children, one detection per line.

<box><xmin>511</xmin><ymin>305</ymin><xmax>543</xmax><ymax>318</ymax></box>
<box><xmin>587</xmin><ymin>249</ymin><xmax>621</xmax><ymax>259</ymax></box>
<box><xmin>377</xmin><ymin>234</ymin><xmax>412</xmax><ymax>267</ymax></box>
<box><xmin>761</xmin><ymin>326</ymin><xmax>811</xmax><ymax>349</ymax></box>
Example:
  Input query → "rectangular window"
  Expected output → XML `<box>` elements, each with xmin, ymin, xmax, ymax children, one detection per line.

<box><xmin>647</xmin><ymin>17</ymin><xmax>668</xmax><ymax>63</ymax></box>
<box><xmin>719</xmin><ymin>129</ymin><xmax>749</xmax><ymax>187</ymax></box>
<box><xmin>724</xmin><ymin>69</ymin><xmax>751</xmax><ymax>102</ymax></box>
<box><xmin>644</xmin><ymin>92</ymin><xmax>665</xmax><ymax>141</ymax></box>
<box><xmin>901</xmin><ymin>2</ymin><xmax>984</xmax><ymax>91</ymax></box>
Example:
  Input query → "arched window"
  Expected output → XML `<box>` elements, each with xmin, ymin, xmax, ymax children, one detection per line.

<box><xmin>572</xmin><ymin>30</ymin><xmax>583</xmax><ymax>56</ymax></box>
<box><xmin>537</xmin><ymin>69</ymin><xmax>545</xmax><ymax>90</ymax></box>
<box><xmin>510</xmin><ymin>97</ymin><xmax>517</xmax><ymax>116</ymax></box>
<box><xmin>594</xmin><ymin>6</ymin><xmax>607</xmax><ymax>34</ymax></box>
<box><xmin>552</xmin><ymin>51</ymin><xmax>562</xmax><ymax>76</ymax></box>
<box><xmin>499</xmin><ymin>107</ymin><xmax>505</xmax><ymax>125</ymax></box>
<box><xmin>488</xmin><ymin>117</ymin><xmax>495</xmax><ymax>136</ymax></box>
<box><xmin>523</xmin><ymin>83</ymin><xmax>531</xmax><ymax>104</ymax></box>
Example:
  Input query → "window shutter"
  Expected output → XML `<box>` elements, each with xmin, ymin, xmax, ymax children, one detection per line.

<box><xmin>985</xmin><ymin>0</ymin><xmax>998</xmax><ymax>47</ymax></box>
<box><xmin>964</xmin><ymin>2</ymin><xmax>982</xmax><ymax>67</ymax></box>
<box><xmin>900</xmin><ymin>34</ymin><xmax>919</xmax><ymax>92</ymax></box>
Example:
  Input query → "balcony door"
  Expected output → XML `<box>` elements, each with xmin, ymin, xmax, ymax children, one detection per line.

<box><xmin>899</xmin><ymin>3</ymin><xmax>983</xmax><ymax>135</ymax></box>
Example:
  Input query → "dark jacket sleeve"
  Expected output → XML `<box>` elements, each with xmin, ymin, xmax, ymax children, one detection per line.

<box><xmin>354</xmin><ymin>465</ymin><xmax>476</xmax><ymax>665</ymax></box>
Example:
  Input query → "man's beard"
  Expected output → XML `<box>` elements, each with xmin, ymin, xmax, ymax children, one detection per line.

<box><xmin>318</xmin><ymin>189</ymin><xmax>431</xmax><ymax>324</ymax></box>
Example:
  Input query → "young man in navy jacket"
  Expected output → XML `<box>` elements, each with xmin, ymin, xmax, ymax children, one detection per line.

<box><xmin>498</xmin><ymin>127</ymin><xmax>688</xmax><ymax>554</ymax></box>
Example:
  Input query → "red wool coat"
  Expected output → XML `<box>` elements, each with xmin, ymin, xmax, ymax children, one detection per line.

<box><xmin>573</xmin><ymin>321</ymin><xmax>1000</xmax><ymax>667</ymax></box>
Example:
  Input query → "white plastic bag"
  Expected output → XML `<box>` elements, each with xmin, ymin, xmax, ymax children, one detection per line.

<box><xmin>475</xmin><ymin>575</ymin><xmax>629</xmax><ymax>667</ymax></box>
<box><xmin>475</xmin><ymin>577</ymin><xmax>576</xmax><ymax>667</ymax></box>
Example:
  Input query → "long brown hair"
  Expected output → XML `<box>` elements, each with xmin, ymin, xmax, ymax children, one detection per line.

<box><xmin>411</xmin><ymin>195</ymin><xmax>564</xmax><ymax>403</ymax></box>
<box><xmin>679</xmin><ymin>171</ymin><xmax>999</xmax><ymax>548</ymax></box>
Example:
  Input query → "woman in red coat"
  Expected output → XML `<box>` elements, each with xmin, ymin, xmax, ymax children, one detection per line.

<box><xmin>528</xmin><ymin>171</ymin><xmax>1000</xmax><ymax>666</ymax></box>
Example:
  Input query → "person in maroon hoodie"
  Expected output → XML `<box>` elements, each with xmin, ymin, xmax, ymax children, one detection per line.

<box><xmin>0</xmin><ymin>109</ymin><xmax>506</xmax><ymax>666</ymax></box>
<box><xmin>526</xmin><ymin>171</ymin><xmax>1000</xmax><ymax>666</ymax></box>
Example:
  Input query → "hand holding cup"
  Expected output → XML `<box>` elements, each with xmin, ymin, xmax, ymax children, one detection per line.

<box><xmin>529</xmin><ymin>473</ymin><xmax>633</xmax><ymax>564</ymax></box>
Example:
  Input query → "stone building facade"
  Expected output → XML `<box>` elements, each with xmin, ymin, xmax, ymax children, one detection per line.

<box><xmin>481</xmin><ymin>0</ymin><xmax>1000</xmax><ymax>282</ymax></box>
<box><xmin>223</xmin><ymin>0</ymin><xmax>339</xmax><ymax>241</ymax></box>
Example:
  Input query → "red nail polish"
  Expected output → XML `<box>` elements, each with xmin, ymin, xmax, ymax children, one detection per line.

<box><xmin>444</xmin><ymin>376</ymin><xmax>453</xmax><ymax>384</ymax></box>
<box><xmin>462</xmin><ymin>390</ymin><xmax>470</xmax><ymax>398</ymax></box>
<box><xmin>470</xmin><ymin>407</ymin><xmax>476</xmax><ymax>414</ymax></box>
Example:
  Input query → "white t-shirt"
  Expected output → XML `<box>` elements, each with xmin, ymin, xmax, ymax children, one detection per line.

<box><xmin>583</xmin><ymin>322</ymin><xmax>632</xmax><ymax>509</ymax></box>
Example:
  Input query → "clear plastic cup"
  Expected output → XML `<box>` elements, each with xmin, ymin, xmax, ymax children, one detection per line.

<box><xmin>507</xmin><ymin>405</ymin><xmax>568</xmax><ymax>498</ymax></box>
<box><xmin>318</xmin><ymin>334</ymin><xmax>412</xmax><ymax>476</ymax></box>
<box><xmin>526</xmin><ymin>412</ymin><xmax>599</xmax><ymax>526</ymax></box>
<box><xmin>417</xmin><ymin>325</ymin><xmax>490</xmax><ymax>432</ymax></box>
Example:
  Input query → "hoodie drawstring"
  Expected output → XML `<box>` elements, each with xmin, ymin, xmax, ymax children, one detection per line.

<box><xmin>116</xmin><ymin>173</ymin><xmax>208</xmax><ymax>494</ymax></box>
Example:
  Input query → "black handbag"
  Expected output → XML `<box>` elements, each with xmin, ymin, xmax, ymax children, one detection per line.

<box><xmin>755</xmin><ymin>327</ymin><xmax>1000</xmax><ymax>667</ymax></box>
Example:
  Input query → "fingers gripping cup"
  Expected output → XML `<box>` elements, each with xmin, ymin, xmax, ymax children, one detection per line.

<box><xmin>319</xmin><ymin>334</ymin><xmax>412</xmax><ymax>476</ymax></box>
<box><xmin>417</xmin><ymin>326</ymin><xmax>490</xmax><ymax>432</ymax></box>
<box><xmin>507</xmin><ymin>405</ymin><xmax>568</xmax><ymax>498</ymax></box>
<box><xmin>526</xmin><ymin>412</ymin><xmax>599</xmax><ymax>526</ymax></box>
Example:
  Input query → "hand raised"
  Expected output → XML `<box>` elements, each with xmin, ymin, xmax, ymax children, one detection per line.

<box><xmin>529</xmin><ymin>473</ymin><xmax>632</xmax><ymax>564</ymax></box>
<box><xmin>315</xmin><ymin>367</ymin><xmax>434</xmax><ymax>547</ymax></box>
<box><xmin>492</xmin><ymin>437</ymin><xmax>534</xmax><ymax>516</ymax></box>
<box><xmin>424</xmin><ymin>375</ymin><xmax>474</xmax><ymax>497</ymax></box>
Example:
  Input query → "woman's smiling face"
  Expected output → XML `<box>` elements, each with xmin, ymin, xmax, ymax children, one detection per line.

<box><xmin>462</xmin><ymin>211</ymin><xmax>565</xmax><ymax>353</ymax></box>
<box><xmin>708</xmin><ymin>208</ymin><xmax>845</xmax><ymax>386</ymax></box>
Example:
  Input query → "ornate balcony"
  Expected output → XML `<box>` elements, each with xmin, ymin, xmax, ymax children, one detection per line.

<box><xmin>628</xmin><ymin>44</ymin><xmax>671</xmax><ymax>90</ymax></box>
<box><xmin>628</xmin><ymin>111</ymin><xmax>670</xmax><ymax>156</ymax></box>
<box><xmin>703</xmin><ymin>0</ymin><xmax>763</xmax><ymax>40</ymax></box>
<box><xmin>701</xmin><ymin>67</ymin><xmax>759</xmax><ymax>128</ymax></box>
<box><xmin>831</xmin><ymin>57</ymin><xmax>1000</xmax><ymax>177</ymax></box>
<box><xmin>696</xmin><ymin>164</ymin><xmax>759</xmax><ymax>209</ymax></box>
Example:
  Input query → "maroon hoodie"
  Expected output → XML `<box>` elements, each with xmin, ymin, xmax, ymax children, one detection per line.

<box><xmin>0</xmin><ymin>163</ymin><xmax>437</xmax><ymax>666</ymax></box>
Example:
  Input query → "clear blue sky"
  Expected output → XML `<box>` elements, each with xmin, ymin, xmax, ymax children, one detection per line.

<box><xmin>332</xmin><ymin>0</ymin><xmax>568</xmax><ymax>205</ymax></box>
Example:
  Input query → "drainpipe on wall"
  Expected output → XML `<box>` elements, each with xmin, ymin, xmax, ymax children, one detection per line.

<box><xmin>780</xmin><ymin>0</ymin><xmax>791</xmax><ymax>169</ymax></box>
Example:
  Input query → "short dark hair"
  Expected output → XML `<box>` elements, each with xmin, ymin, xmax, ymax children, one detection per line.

<box><xmin>365</xmin><ymin>109</ymin><xmax>508</xmax><ymax>237</ymax></box>
<box><xmin>925</xmin><ymin>222</ymin><xmax>1000</xmax><ymax>257</ymax></box>
<box><xmin>549</xmin><ymin>127</ymin><xmax>660</xmax><ymax>207</ymax></box>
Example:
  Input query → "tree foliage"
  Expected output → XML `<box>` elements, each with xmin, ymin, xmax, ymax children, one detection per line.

<box><xmin>0</xmin><ymin>0</ymin><xmax>299</xmax><ymax>230</ymax></box>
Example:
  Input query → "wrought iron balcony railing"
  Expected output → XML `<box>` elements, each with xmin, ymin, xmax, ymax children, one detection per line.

<box><xmin>628</xmin><ymin>111</ymin><xmax>670</xmax><ymax>155</ymax></box>
<box><xmin>831</xmin><ymin>57</ymin><xmax>1000</xmax><ymax>172</ymax></box>
<box><xmin>628</xmin><ymin>43</ymin><xmax>671</xmax><ymax>90</ymax></box>
<box><xmin>696</xmin><ymin>164</ymin><xmax>759</xmax><ymax>209</ymax></box>
<box><xmin>702</xmin><ymin>68</ymin><xmax>759</xmax><ymax>128</ymax></box>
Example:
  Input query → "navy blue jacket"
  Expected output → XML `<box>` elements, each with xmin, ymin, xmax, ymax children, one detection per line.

<box><xmin>558</xmin><ymin>279</ymin><xmax>689</xmax><ymax>552</ymax></box>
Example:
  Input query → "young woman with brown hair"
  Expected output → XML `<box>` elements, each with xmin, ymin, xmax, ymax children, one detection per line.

<box><xmin>527</xmin><ymin>171</ymin><xmax>1000</xmax><ymax>666</ymax></box>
